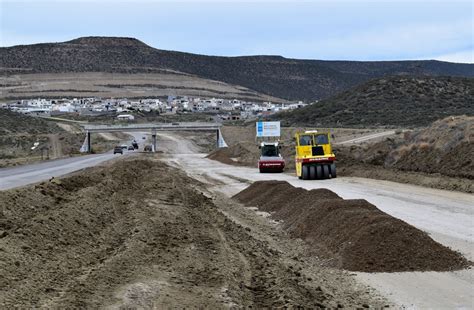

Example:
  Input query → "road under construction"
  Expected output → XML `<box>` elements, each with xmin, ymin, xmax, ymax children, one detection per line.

<box><xmin>0</xmin><ymin>131</ymin><xmax>472</xmax><ymax>308</ymax></box>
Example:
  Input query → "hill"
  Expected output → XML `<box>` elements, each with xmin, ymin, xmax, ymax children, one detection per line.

<box><xmin>0</xmin><ymin>109</ymin><xmax>62</xmax><ymax>135</ymax></box>
<box><xmin>272</xmin><ymin>76</ymin><xmax>474</xmax><ymax>127</ymax></box>
<box><xmin>335</xmin><ymin>115</ymin><xmax>474</xmax><ymax>192</ymax></box>
<box><xmin>1</xmin><ymin>36</ymin><xmax>473</xmax><ymax>101</ymax></box>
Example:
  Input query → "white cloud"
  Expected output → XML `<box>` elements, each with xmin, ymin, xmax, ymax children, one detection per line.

<box><xmin>432</xmin><ymin>50</ymin><xmax>473</xmax><ymax>63</ymax></box>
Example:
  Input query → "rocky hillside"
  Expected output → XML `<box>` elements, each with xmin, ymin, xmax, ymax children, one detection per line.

<box><xmin>273</xmin><ymin>76</ymin><xmax>474</xmax><ymax>127</ymax></box>
<box><xmin>1</xmin><ymin>36</ymin><xmax>473</xmax><ymax>101</ymax></box>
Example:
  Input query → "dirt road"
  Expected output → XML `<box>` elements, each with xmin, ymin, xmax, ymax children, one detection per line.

<box><xmin>334</xmin><ymin>130</ymin><xmax>396</xmax><ymax>144</ymax></box>
<box><xmin>156</xmin><ymin>132</ymin><xmax>474</xmax><ymax>309</ymax></box>
<box><xmin>0</xmin><ymin>157</ymin><xmax>385</xmax><ymax>308</ymax></box>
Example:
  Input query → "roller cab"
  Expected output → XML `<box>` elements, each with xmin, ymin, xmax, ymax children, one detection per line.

<box><xmin>258</xmin><ymin>142</ymin><xmax>285</xmax><ymax>173</ymax></box>
<box><xmin>295</xmin><ymin>131</ymin><xmax>336</xmax><ymax>180</ymax></box>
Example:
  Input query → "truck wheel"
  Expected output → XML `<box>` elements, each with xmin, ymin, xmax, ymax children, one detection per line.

<box><xmin>323</xmin><ymin>164</ymin><xmax>329</xmax><ymax>179</ymax></box>
<box><xmin>316</xmin><ymin>165</ymin><xmax>323</xmax><ymax>179</ymax></box>
<box><xmin>302</xmin><ymin>165</ymin><xmax>309</xmax><ymax>180</ymax></box>
<box><xmin>330</xmin><ymin>163</ymin><xmax>337</xmax><ymax>178</ymax></box>
<box><xmin>309</xmin><ymin>165</ymin><xmax>316</xmax><ymax>179</ymax></box>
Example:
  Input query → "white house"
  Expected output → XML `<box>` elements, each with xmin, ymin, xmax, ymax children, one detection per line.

<box><xmin>117</xmin><ymin>114</ymin><xmax>135</xmax><ymax>120</ymax></box>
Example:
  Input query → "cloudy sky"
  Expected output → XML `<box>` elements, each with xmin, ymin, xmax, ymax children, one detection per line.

<box><xmin>1</xmin><ymin>0</ymin><xmax>472</xmax><ymax>63</ymax></box>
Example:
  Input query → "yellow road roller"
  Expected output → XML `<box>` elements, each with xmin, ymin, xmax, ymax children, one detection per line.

<box><xmin>295</xmin><ymin>130</ymin><xmax>336</xmax><ymax>180</ymax></box>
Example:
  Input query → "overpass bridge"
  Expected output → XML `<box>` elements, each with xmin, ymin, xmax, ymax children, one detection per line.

<box><xmin>80</xmin><ymin>122</ymin><xmax>227</xmax><ymax>153</ymax></box>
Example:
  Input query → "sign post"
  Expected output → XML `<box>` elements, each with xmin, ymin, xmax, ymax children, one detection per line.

<box><xmin>256</xmin><ymin>121</ymin><xmax>280</xmax><ymax>138</ymax></box>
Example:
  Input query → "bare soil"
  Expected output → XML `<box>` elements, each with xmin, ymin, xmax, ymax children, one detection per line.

<box><xmin>233</xmin><ymin>181</ymin><xmax>471</xmax><ymax>273</ymax></box>
<box><xmin>0</xmin><ymin>156</ymin><xmax>387</xmax><ymax>308</ymax></box>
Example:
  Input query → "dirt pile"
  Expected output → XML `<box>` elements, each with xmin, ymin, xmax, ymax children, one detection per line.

<box><xmin>0</xmin><ymin>158</ymin><xmax>383</xmax><ymax>308</ymax></box>
<box><xmin>234</xmin><ymin>181</ymin><xmax>471</xmax><ymax>272</ymax></box>
<box><xmin>206</xmin><ymin>141</ymin><xmax>259</xmax><ymax>166</ymax></box>
<box><xmin>390</xmin><ymin>115</ymin><xmax>473</xmax><ymax>179</ymax></box>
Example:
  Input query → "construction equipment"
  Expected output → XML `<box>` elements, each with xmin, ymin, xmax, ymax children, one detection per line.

<box><xmin>258</xmin><ymin>141</ymin><xmax>285</xmax><ymax>173</ymax></box>
<box><xmin>295</xmin><ymin>130</ymin><xmax>336</xmax><ymax>180</ymax></box>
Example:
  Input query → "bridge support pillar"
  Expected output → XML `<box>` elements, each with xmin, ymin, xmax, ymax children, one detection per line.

<box><xmin>151</xmin><ymin>130</ymin><xmax>157</xmax><ymax>152</ymax></box>
<box><xmin>87</xmin><ymin>131</ymin><xmax>92</xmax><ymax>153</ymax></box>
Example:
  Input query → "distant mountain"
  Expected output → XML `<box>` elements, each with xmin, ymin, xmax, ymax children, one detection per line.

<box><xmin>1</xmin><ymin>36</ymin><xmax>473</xmax><ymax>101</ymax></box>
<box><xmin>271</xmin><ymin>76</ymin><xmax>474</xmax><ymax>127</ymax></box>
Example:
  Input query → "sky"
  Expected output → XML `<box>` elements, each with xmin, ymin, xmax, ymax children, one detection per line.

<box><xmin>0</xmin><ymin>0</ymin><xmax>472</xmax><ymax>63</ymax></box>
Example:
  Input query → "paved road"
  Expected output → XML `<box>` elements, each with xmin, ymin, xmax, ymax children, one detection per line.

<box><xmin>335</xmin><ymin>130</ymin><xmax>396</xmax><ymax>144</ymax></box>
<box><xmin>0</xmin><ymin>153</ymin><xmax>118</xmax><ymax>190</ymax></box>
<box><xmin>0</xmin><ymin>131</ymin><xmax>147</xmax><ymax>190</ymax></box>
<box><xmin>156</xmin><ymin>132</ymin><xmax>474</xmax><ymax>309</ymax></box>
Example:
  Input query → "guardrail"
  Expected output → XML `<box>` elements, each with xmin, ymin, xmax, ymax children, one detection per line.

<box><xmin>82</xmin><ymin>122</ymin><xmax>221</xmax><ymax>132</ymax></box>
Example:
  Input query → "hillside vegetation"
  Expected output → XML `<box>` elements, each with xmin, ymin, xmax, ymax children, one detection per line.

<box><xmin>1</xmin><ymin>36</ymin><xmax>473</xmax><ymax>101</ymax></box>
<box><xmin>335</xmin><ymin>115</ymin><xmax>474</xmax><ymax>192</ymax></box>
<box><xmin>273</xmin><ymin>76</ymin><xmax>474</xmax><ymax>127</ymax></box>
<box><xmin>0</xmin><ymin>109</ymin><xmax>62</xmax><ymax>135</ymax></box>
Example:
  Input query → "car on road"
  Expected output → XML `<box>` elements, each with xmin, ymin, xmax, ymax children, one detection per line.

<box><xmin>113</xmin><ymin>146</ymin><xmax>123</xmax><ymax>154</ymax></box>
<box><xmin>120</xmin><ymin>144</ymin><xmax>128</xmax><ymax>149</ymax></box>
<box><xmin>144</xmin><ymin>145</ymin><xmax>153</xmax><ymax>152</ymax></box>
<box><xmin>128</xmin><ymin>145</ymin><xmax>134</xmax><ymax>150</ymax></box>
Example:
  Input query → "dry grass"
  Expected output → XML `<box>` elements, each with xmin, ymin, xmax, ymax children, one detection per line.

<box><xmin>0</xmin><ymin>72</ymin><xmax>284</xmax><ymax>102</ymax></box>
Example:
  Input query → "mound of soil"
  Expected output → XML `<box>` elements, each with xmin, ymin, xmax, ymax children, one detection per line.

<box><xmin>234</xmin><ymin>181</ymin><xmax>471</xmax><ymax>272</ymax></box>
<box><xmin>206</xmin><ymin>142</ymin><xmax>259</xmax><ymax>166</ymax></box>
<box><xmin>1</xmin><ymin>158</ymin><xmax>384</xmax><ymax>308</ymax></box>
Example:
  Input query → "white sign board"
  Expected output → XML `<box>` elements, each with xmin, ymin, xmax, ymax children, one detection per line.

<box><xmin>256</xmin><ymin>121</ymin><xmax>280</xmax><ymax>137</ymax></box>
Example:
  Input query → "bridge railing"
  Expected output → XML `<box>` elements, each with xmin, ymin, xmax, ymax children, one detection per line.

<box><xmin>80</xmin><ymin>122</ymin><xmax>227</xmax><ymax>153</ymax></box>
<box><xmin>82</xmin><ymin>122</ymin><xmax>222</xmax><ymax>132</ymax></box>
